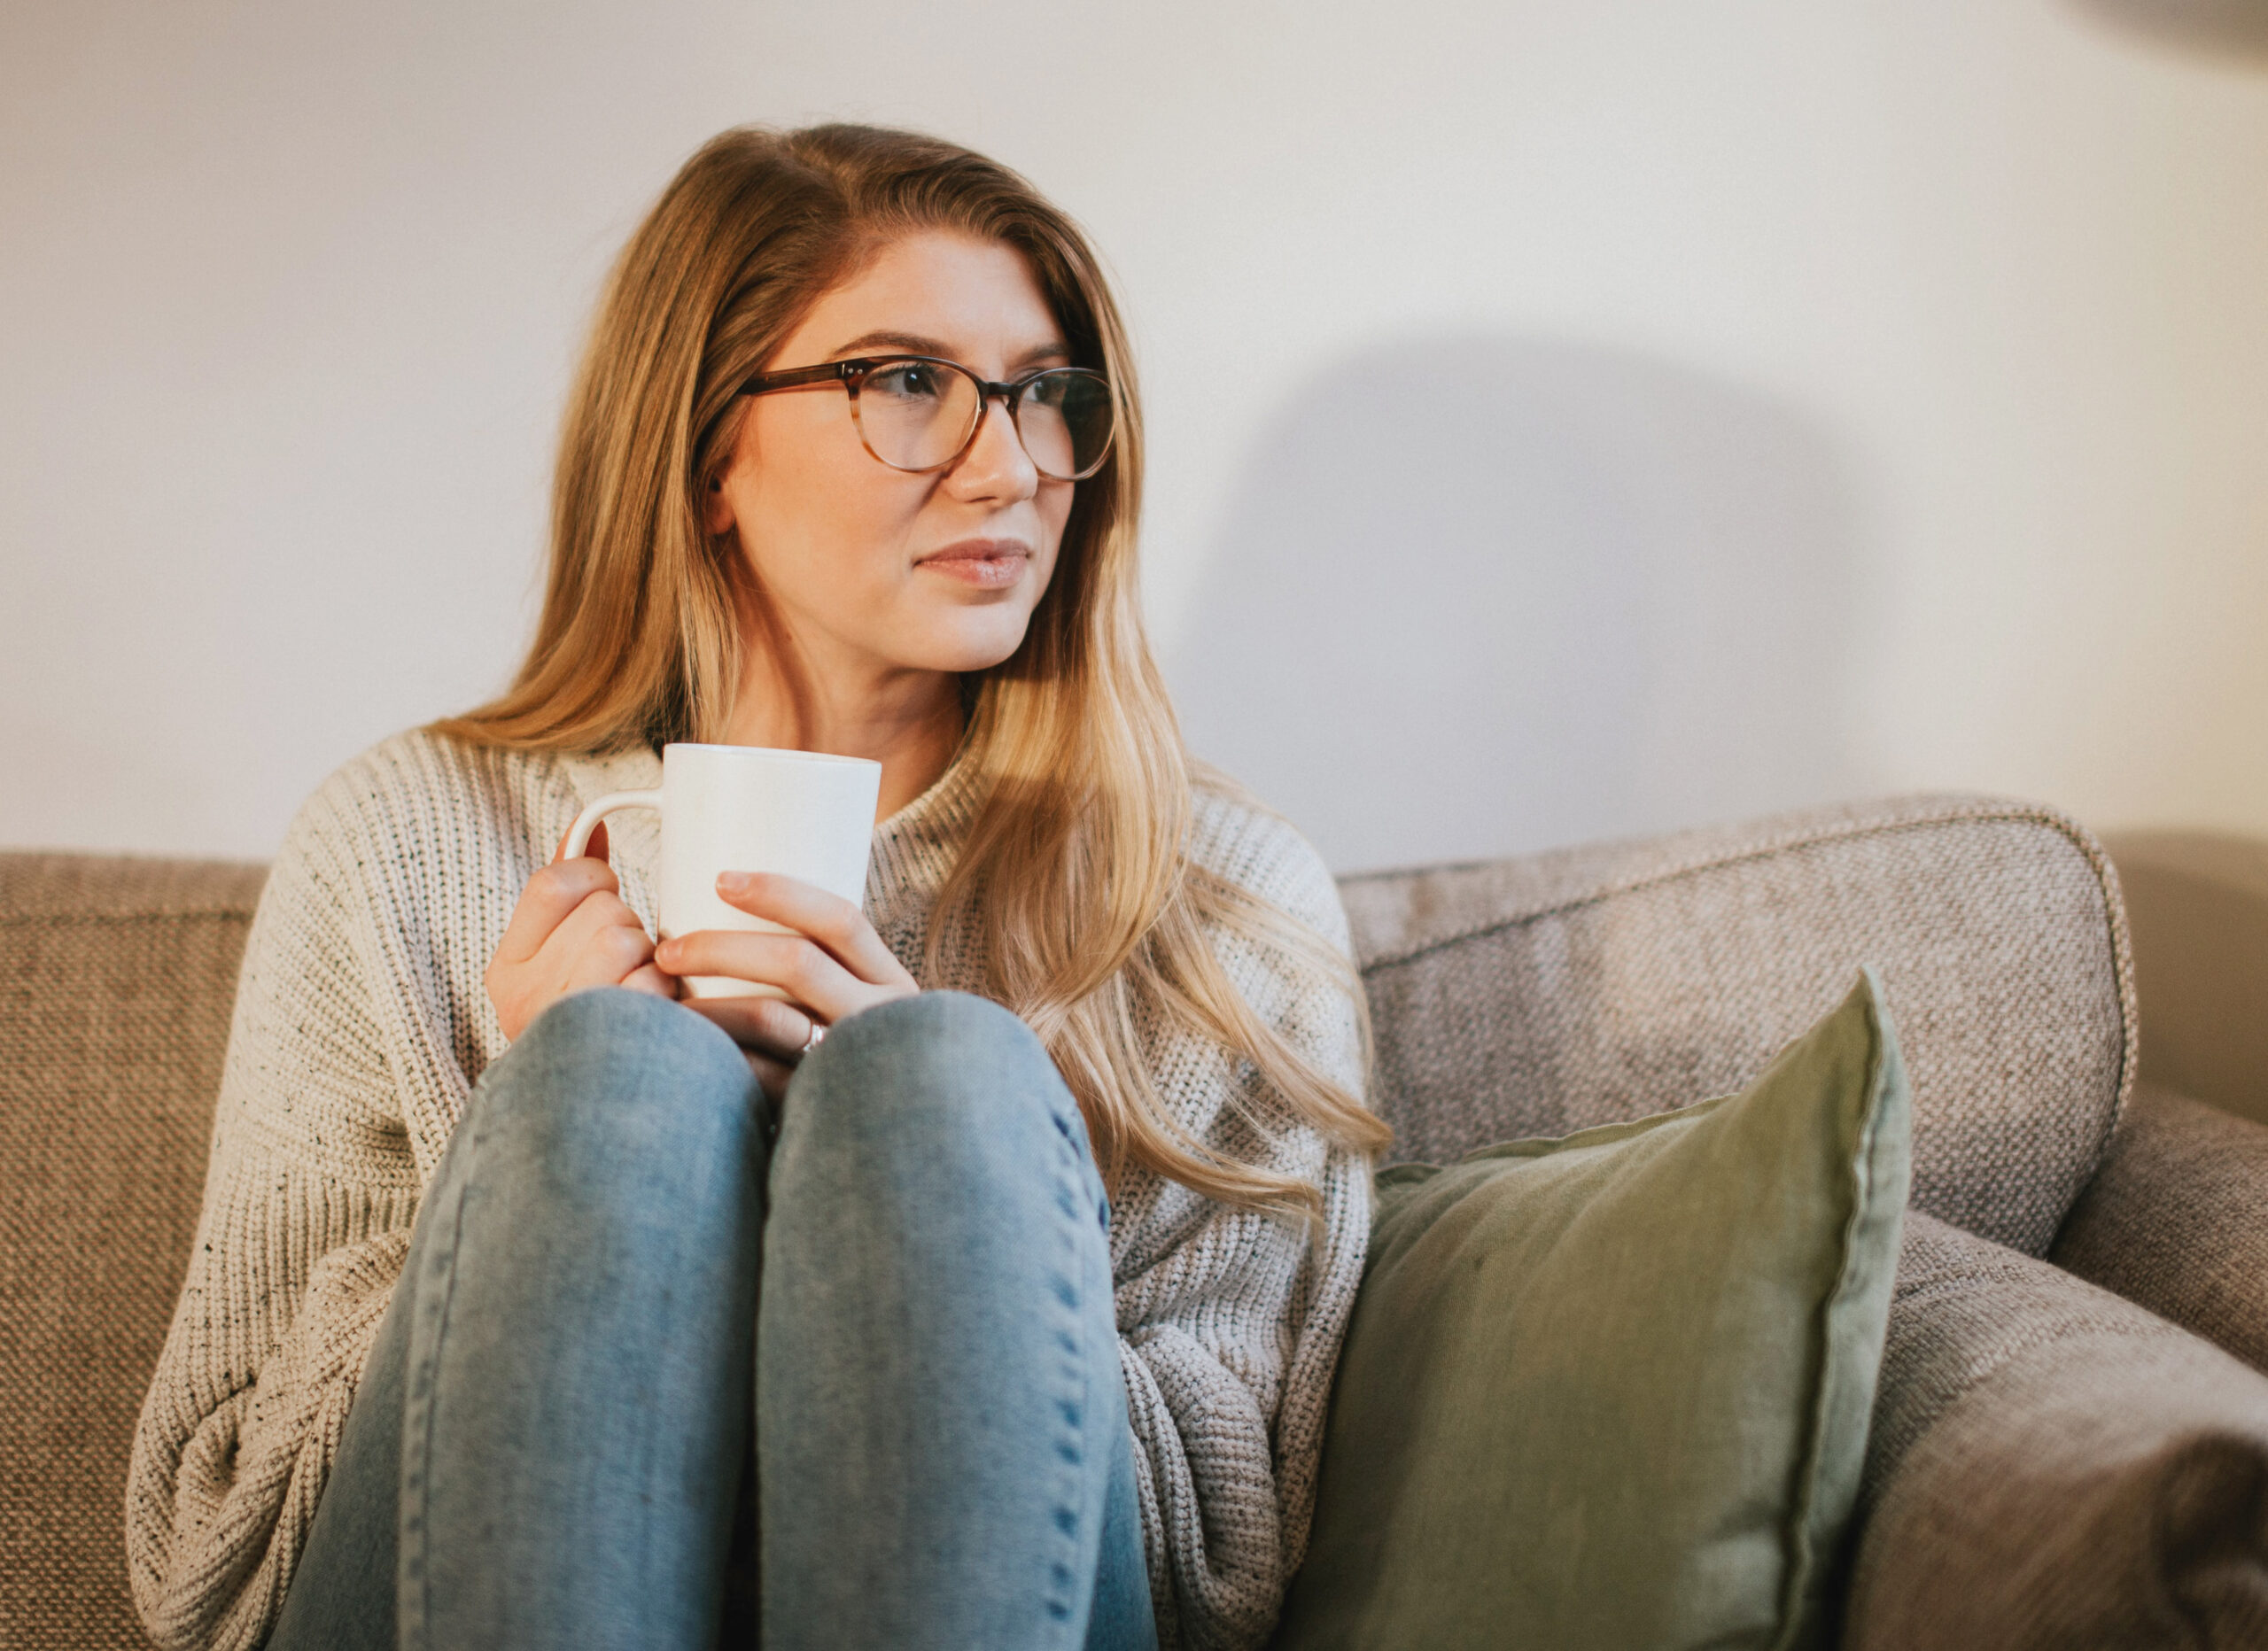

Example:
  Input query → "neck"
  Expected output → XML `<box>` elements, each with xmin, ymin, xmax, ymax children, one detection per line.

<box><xmin>718</xmin><ymin>645</ymin><xmax>965</xmax><ymax>823</ymax></box>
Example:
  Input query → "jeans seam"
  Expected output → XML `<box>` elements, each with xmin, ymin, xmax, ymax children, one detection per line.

<box><xmin>1039</xmin><ymin>1123</ymin><xmax>1104</xmax><ymax>1640</ymax></box>
<box><xmin>397</xmin><ymin>1111</ymin><xmax>483</xmax><ymax>1651</ymax></box>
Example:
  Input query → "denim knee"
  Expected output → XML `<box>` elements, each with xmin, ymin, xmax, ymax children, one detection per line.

<box><xmin>799</xmin><ymin>989</ymin><xmax>1072</xmax><ymax>1121</ymax></box>
<box><xmin>789</xmin><ymin>991</ymin><xmax>1100</xmax><ymax>1198</ymax></box>
<box><xmin>472</xmin><ymin>987</ymin><xmax>760</xmax><ymax>1207</ymax></box>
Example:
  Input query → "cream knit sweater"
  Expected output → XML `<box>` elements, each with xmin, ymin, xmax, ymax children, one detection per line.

<box><xmin>125</xmin><ymin>728</ymin><xmax>1371</xmax><ymax>1651</ymax></box>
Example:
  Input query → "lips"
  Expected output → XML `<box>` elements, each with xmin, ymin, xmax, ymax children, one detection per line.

<box><xmin>916</xmin><ymin>539</ymin><xmax>1031</xmax><ymax>589</ymax></box>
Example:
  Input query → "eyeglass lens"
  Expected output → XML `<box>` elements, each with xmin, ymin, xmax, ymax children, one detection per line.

<box><xmin>857</xmin><ymin>360</ymin><xmax>1112</xmax><ymax>480</ymax></box>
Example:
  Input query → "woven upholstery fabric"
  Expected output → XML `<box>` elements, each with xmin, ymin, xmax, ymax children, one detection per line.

<box><xmin>1344</xmin><ymin>794</ymin><xmax>2137</xmax><ymax>1255</ymax></box>
<box><xmin>2054</xmin><ymin>1082</ymin><xmax>2268</xmax><ymax>1376</ymax></box>
<box><xmin>0</xmin><ymin>853</ymin><xmax>267</xmax><ymax>1651</ymax></box>
<box><xmin>1847</xmin><ymin>1211</ymin><xmax>2268</xmax><ymax>1649</ymax></box>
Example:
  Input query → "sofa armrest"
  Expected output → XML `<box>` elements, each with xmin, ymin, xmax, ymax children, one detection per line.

<box><xmin>1845</xmin><ymin>1212</ymin><xmax>2268</xmax><ymax>1649</ymax></box>
<box><xmin>2051</xmin><ymin>1082</ymin><xmax>2268</xmax><ymax>1376</ymax></box>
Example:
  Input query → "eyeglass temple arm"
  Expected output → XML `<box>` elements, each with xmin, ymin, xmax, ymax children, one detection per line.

<box><xmin>738</xmin><ymin>360</ymin><xmax>858</xmax><ymax>398</ymax></box>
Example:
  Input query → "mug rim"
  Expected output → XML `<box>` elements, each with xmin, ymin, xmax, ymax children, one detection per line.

<box><xmin>663</xmin><ymin>740</ymin><xmax>882</xmax><ymax>771</ymax></box>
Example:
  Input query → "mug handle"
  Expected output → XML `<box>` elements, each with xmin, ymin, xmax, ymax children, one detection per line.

<box><xmin>563</xmin><ymin>789</ymin><xmax>663</xmax><ymax>860</ymax></box>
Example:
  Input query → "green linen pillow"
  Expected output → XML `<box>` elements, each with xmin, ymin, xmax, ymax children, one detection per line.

<box><xmin>1276</xmin><ymin>969</ymin><xmax>1912</xmax><ymax>1651</ymax></box>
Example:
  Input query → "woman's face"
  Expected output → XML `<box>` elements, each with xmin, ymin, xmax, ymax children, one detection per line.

<box><xmin>707</xmin><ymin>229</ymin><xmax>1080</xmax><ymax>685</ymax></box>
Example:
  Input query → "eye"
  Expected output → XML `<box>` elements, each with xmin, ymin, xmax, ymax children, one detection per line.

<box><xmin>866</xmin><ymin>360</ymin><xmax>945</xmax><ymax>402</ymax></box>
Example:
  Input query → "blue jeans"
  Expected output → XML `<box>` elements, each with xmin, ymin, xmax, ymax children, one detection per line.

<box><xmin>268</xmin><ymin>988</ymin><xmax>1157</xmax><ymax>1651</ymax></box>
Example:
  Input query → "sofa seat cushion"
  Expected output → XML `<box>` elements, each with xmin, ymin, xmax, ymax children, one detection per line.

<box><xmin>1849</xmin><ymin>1211</ymin><xmax>2268</xmax><ymax>1648</ymax></box>
<box><xmin>1276</xmin><ymin>970</ymin><xmax>1910</xmax><ymax>1650</ymax></box>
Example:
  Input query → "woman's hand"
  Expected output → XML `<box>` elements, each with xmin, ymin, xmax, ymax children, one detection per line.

<box><xmin>656</xmin><ymin>871</ymin><xmax>919</xmax><ymax>1099</ymax></box>
<box><xmin>485</xmin><ymin>822</ymin><xmax>675</xmax><ymax>1042</ymax></box>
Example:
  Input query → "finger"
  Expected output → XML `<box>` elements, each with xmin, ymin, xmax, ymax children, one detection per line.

<box><xmin>551</xmin><ymin>818</ymin><xmax>611</xmax><ymax>865</ymax></box>
<box><xmin>681</xmin><ymin>993</ymin><xmax>816</xmax><ymax>1060</ymax></box>
<box><xmin>620</xmin><ymin>962</ymin><xmax>679</xmax><ymax>1000</ymax></box>
<box><xmin>541</xmin><ymin>893</ymin><xmax>654</xmax><ymax>994</ymax></box>
<box><xmin>561</xmin><ymin>917</ymin><xmax>658</xmax><ymax>996</ymax></box>
<box><xmin>712</xmin><ymin>872</ymin><xmax>911</xmax><ymax>987</ymax></box>
<box><xmin>654</xmin><ymin>929</ymin><xmax>868</xmax><ymax>1023</ymax></box>
<box><xmin>746</xmin><ymin>1050</ymin><xmax>795</xmax><ymax>1105</ymax></box>
<box><xmin>533</xmin><ymin>888</ymin><xmax>645</xmax><ymax>980</ymax></box>
<box><xmin>548</xmin><ymin>888</ymin><xmax>644</xmax><ymax>950</ymax></box>
<box><xmin>496</xmin><ymin>858</ymin><xmax>623</xmax><ymax>965</ymax></box>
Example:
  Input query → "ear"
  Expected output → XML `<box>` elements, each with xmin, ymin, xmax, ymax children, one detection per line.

<box><xmin>702</xmin><ymin>471</ymin><xmax>735</xmax><ymax>536</ymax></box>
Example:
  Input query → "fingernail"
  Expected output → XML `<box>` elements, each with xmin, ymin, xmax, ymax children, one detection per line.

<box><xmin>718</xmin><ymin>871</ymin><xmax>750</xmax><ymax>892</ymax></box>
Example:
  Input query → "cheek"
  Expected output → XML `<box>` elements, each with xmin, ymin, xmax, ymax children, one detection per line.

<box><xmin>738</xmin><ymin>440</ymin><xmax>919</xmax><ymax>585</ymax></box>
<box><xmin>1037</xmin><ymin>484</ymin><xmax>1078</xmax><ymax>558</ymax></box>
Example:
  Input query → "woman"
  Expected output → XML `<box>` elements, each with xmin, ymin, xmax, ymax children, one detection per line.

<box><xmin>126</xmin><ymin>123</ymin><xmax>1386</xmax><ymax>1651</ymax></box>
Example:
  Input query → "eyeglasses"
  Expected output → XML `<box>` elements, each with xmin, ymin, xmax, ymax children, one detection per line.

<box><xmin>736</xmin><ymin>354</ymin><xmax>1115</xmax><ymax>483</ymax></box>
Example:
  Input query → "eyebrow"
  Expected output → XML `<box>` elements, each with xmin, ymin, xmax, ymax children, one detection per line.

<box><xmin>827</xmin><ymin>329</ymin><xmax>1075</xmax><ymax>370</ymax></box>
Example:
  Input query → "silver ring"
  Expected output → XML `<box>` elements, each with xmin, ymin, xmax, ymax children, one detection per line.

<box><xmin>798</xmin><ymin>1019</ymin><xmax>827</xmax><ymax>1056</ymax></box>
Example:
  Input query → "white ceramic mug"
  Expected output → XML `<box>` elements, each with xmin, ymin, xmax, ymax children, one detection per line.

<box><xmin>562</xmin><ymin>742</ymin><xmax>882</xmax><ymax>1000</ymax></box>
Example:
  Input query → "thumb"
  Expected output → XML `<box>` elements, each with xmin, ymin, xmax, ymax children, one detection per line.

<box><xmin>553</xmin><ymin>818</ymin><xmax>612</xmax><ymax>865</ymax></box>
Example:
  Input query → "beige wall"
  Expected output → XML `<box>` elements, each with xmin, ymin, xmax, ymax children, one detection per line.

<box><xmin>4</xmin><ymin>0</ymin><xmax>2264</xmax><ymax>867</ymax></box>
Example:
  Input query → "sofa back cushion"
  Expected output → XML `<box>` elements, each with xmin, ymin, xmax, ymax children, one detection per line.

<box><xmin>0</xmin><ymin>853</ymin><xmax>267</xmax><ymax>1651</ymax></box>
<box><xmin>1344</xmin><ymin>794</ymin><xmax>2135</xmax><ymax>1256</ymax></box>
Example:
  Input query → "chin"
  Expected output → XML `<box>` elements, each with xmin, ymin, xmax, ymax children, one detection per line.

<box><xmin>905</xmin><ymin>611</ymin><xmax>1037</xmax><ymax>676</ymax></box>
<box><xmin>925</xmin><ymin>598</ymin><xmax>1038</xmax><ymax>666</ymax></box>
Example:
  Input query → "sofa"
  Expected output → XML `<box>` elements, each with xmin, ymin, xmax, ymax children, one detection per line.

<box><xmin>4</xmin><ymin>792</ymin><xmax>2266</xmax><ymax>1647</ymax></box>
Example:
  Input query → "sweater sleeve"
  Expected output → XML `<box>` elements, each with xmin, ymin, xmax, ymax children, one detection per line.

<box><xmin>1114</xmin><ymin>814</ymin><xmax>1375</xmax><ymax>1650</ymax></box>
<box><xmin>1118</xmin><ymin>1151</ymin><xmax>1370</xmax><ymax>1650</ymax></box>
<box><xmin>126</xmin><ymin>784</ymin><xmax>423</xmax><ymax>1651</ymax></box>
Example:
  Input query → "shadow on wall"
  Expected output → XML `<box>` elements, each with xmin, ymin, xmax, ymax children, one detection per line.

<box><xmin>2066</xmin><ymin>0</ymin><xmax>2268</xmax><ymax>61</ymax></box>
<box><xmin>1166</xmin><ymin>336</ymin><xmax>1869</xmax><ymax>873</ymax></box>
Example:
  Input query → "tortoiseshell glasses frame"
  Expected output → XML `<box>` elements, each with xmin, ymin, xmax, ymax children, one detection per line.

<box><xmin>736</xmin><ymin>354</ymin><xmax>1116</xmax><ymax>483</ymax></box>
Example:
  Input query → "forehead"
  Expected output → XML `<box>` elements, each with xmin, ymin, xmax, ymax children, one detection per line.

<box><xmin>784</xmin><ymin>230</ymin><xmax>1063</xmax><ymax>361</ymax></box>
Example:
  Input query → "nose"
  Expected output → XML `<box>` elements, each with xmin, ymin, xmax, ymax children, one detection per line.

<box><xmin>944</xmin><ymin>392</ymin><xmax>1040</xmax><ymax>503</ymax></box>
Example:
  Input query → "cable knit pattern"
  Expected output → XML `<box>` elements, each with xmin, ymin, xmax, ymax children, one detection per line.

<box><xmin>125</xmin><ymin>728</ymin><xmax>1371</xmax><ymax>1651</ymax></box>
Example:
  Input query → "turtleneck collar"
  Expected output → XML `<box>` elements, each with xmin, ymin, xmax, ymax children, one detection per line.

<box><xmin>865</xmin><ymin>733</ymin><xmax>986</xmax><ymax>942</ymax></box>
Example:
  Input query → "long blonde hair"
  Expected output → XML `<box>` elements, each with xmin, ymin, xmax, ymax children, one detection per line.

<box><xmin>437</xmin><ymin>124</ymin><xmax>1387</xmax><ymax>1213</ymax></box>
